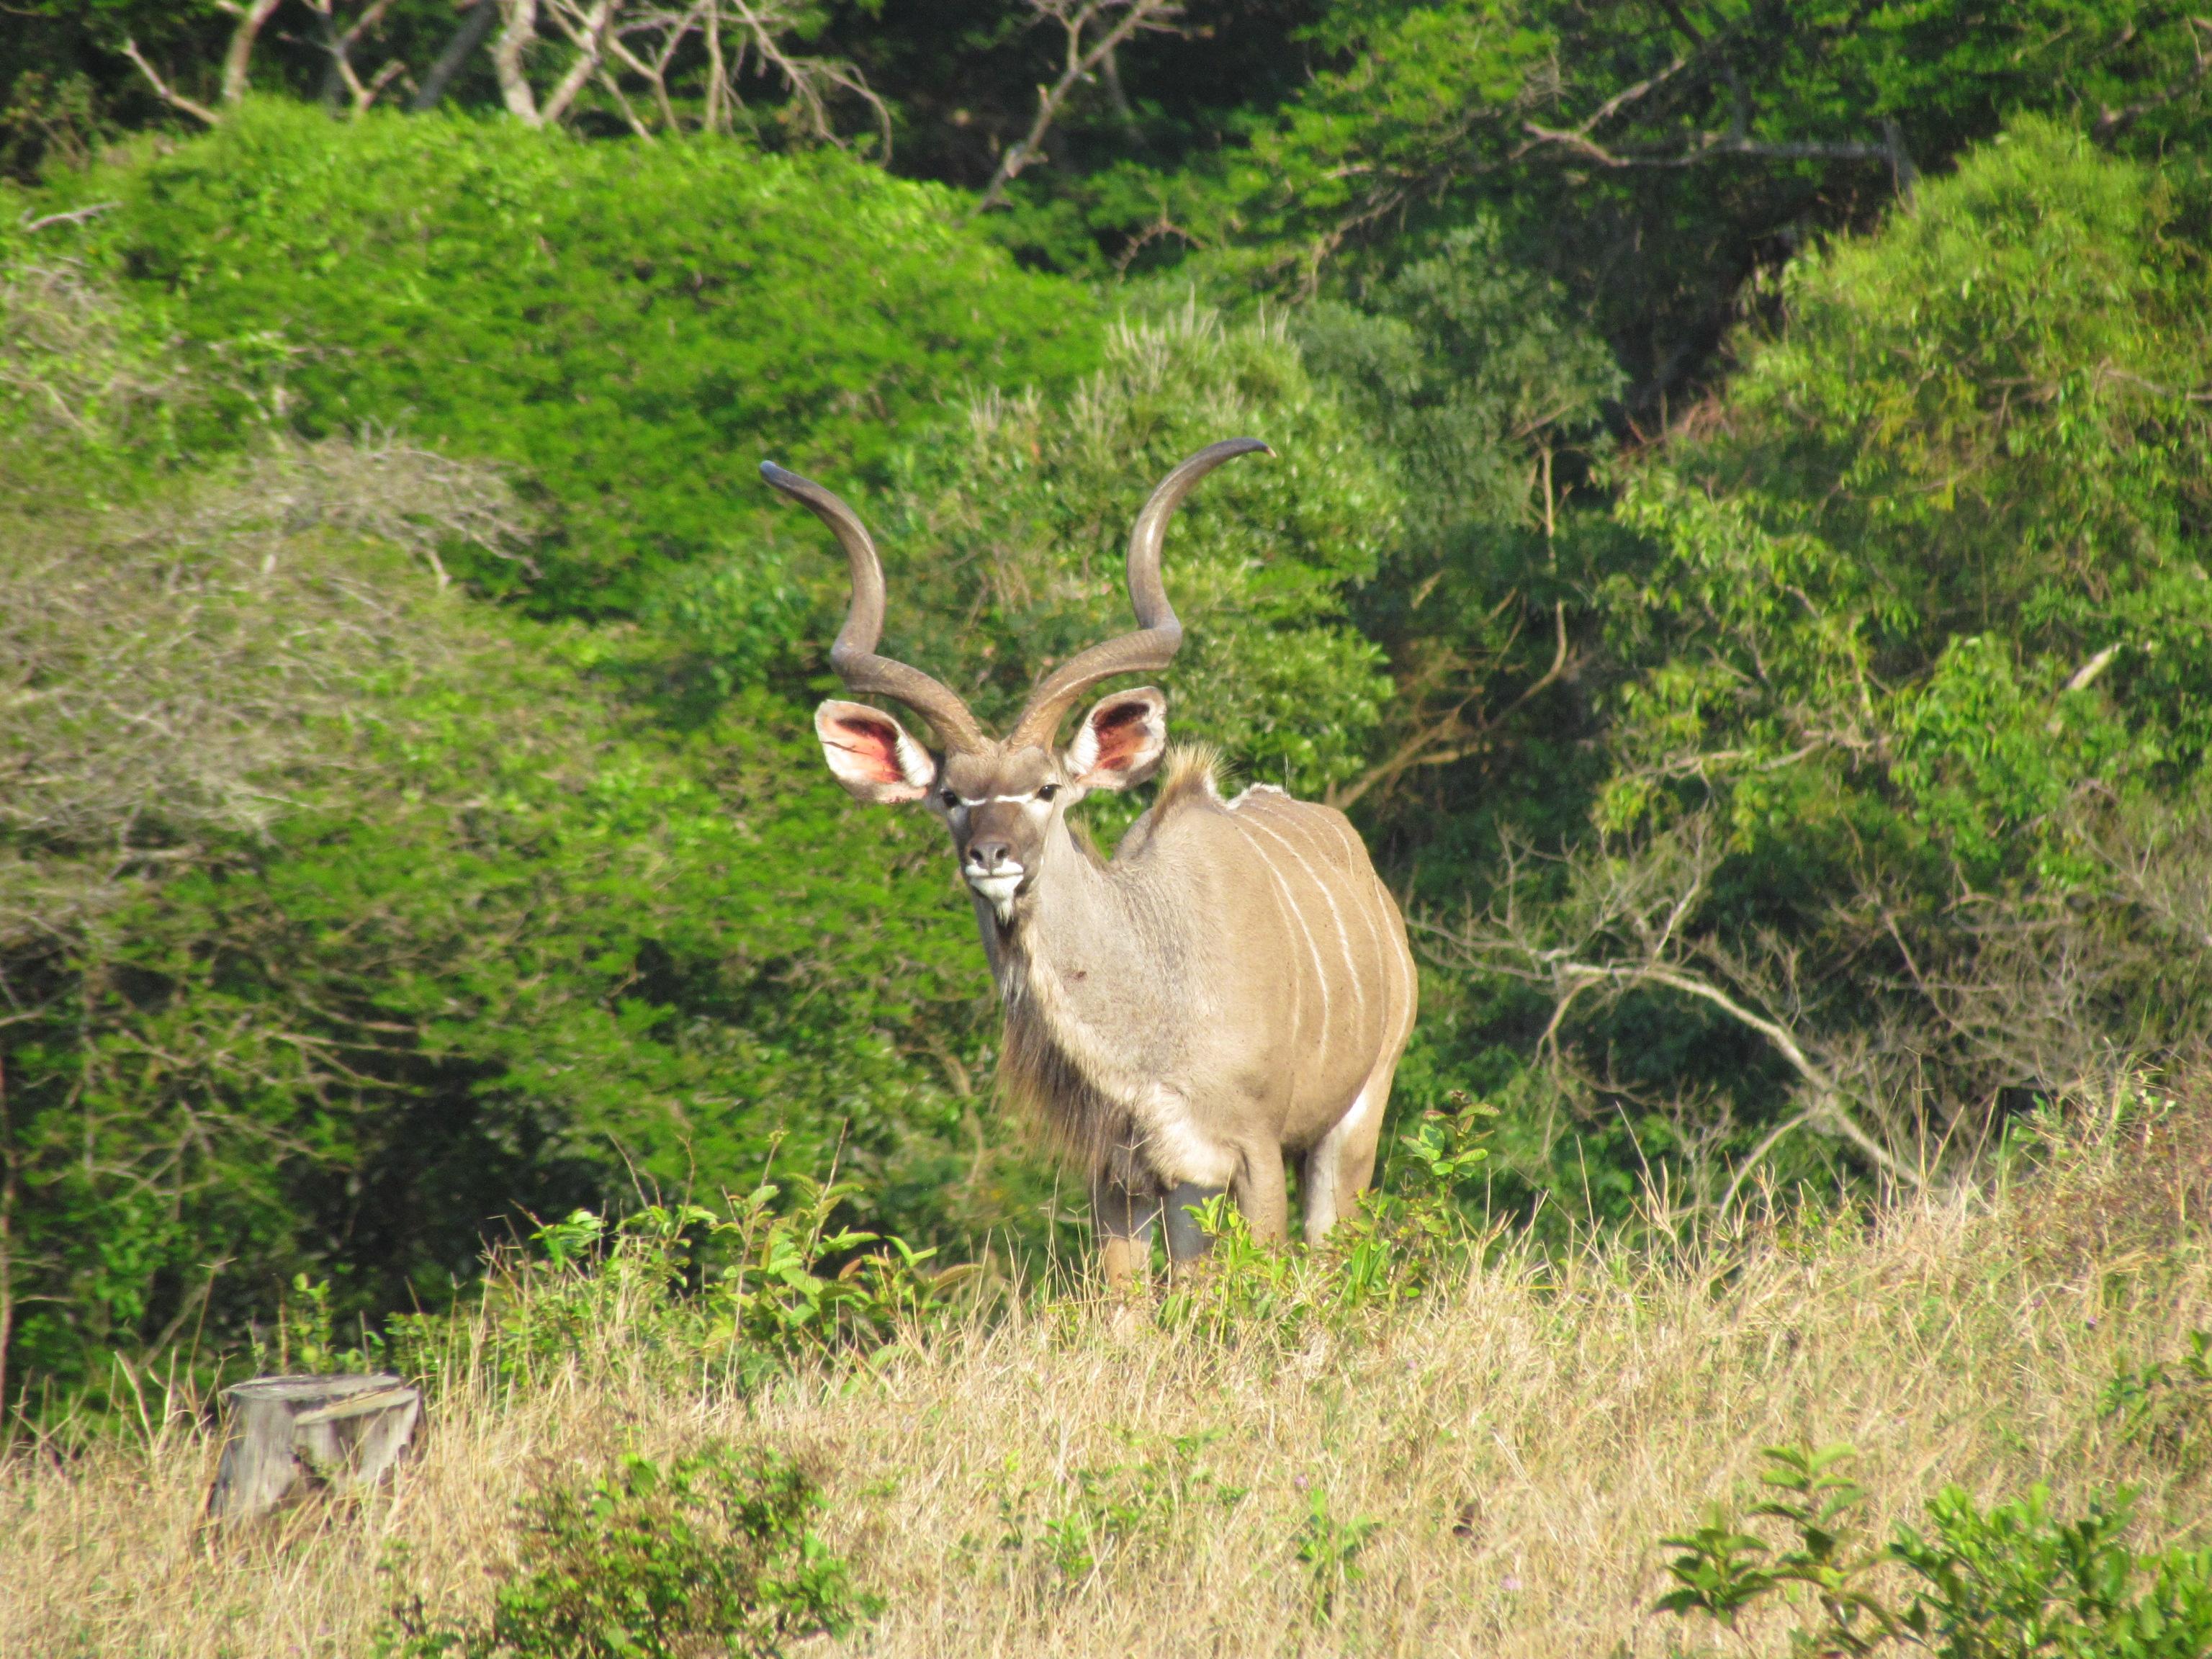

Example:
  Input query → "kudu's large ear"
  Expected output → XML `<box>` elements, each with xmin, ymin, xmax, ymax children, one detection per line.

<box><xmin>816</xmin><ymin>699</ymin><xmax>935</xmax><ymax>804</ymax></box>
<box><xmin>1066</xmin><ymin>688</ymin><xmax>1167</xmax><ymax>791</ymax></box>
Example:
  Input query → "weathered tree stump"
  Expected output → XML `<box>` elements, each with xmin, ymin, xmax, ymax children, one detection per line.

<box><xmin>205</xmin><ymin>1372</ymin><xmax>421</xmax><ymax>1523</ymax></box>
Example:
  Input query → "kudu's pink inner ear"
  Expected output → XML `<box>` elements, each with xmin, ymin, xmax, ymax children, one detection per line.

<box><xmin>816</xmin><ymin>701</ymin><xmax>932</xmax><ymax>803</ymax></box>
<box><xmin>1069</xmin><ymin>689</ymin><xmax>1167</xmax><ymax>789</ymax></box>
<box><xmin>1090</xmin><ymin>703</ymin><xmax>1151</xmax><ymax>770</ymax></box>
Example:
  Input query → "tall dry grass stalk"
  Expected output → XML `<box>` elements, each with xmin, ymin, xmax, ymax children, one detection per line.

<box><xmin>5</xmin><ymin>1095</ymin><xmax>2206</xmax><ymax>1658</ymax></box>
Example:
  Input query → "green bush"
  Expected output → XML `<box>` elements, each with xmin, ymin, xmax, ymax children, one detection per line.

<box><xmin>0</xmin><ymin>253</ymin><xmax>1018</xmax><ymax>1412</ymax></box>
<box><xmin>1435</xmin><ymin>119</ymin><xmax>2212</xmax><ymax>1205</ymax></box>
<box><xmin>1655</xmin><ymin>1444</ymin><xmax>2212</xmax><ymax>1659</ymax></box>
<box><xmin>385</xmin><ymin>1176</ymin><xmax>974</xmax><ymax>1398</ymax></box>
<box><xmin>992</xmin><ymin>1430</ymin><xmax>1248</xmax><ymax>1588</ymax></box>
<box><xmin>867</xmin><ymin>304</ymin><xmax>1399</xmax><ymax>797</ymax></box>
<box><xmin>381</xmin><ymin>1444</ymin><xmax>877</xmax><ymax>1659</ymax></box>
<box><xmin>35</xmin><ymin>100</ymin><xmax>1102</xmax><ymax>615</ymax></box>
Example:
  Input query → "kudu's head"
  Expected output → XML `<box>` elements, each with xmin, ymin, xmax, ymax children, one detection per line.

<box><xmin>763</xmin><ymin>439</ymin><xmax>1268</xmax><ymax>922</ymax></box>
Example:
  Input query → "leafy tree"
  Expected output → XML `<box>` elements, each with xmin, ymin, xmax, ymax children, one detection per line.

<box><xmin>1437</xmin><ymin>120</ymin><xmax>2212</xmax><ymax>1197</ymax></box>
<box><xmin>31</xmin><ymin>99</ymin><xmax>1102</xmax><ymax>615</ymax></box>
<box><xmin>1044</xmin><ymin>1</ymin><xmax>2212</xmax><ymax>409</ymax></box>
<box><xmin>863</xmin><ymin>302</ymin><xmax>1397</xmax><ymax>796</ymax></box>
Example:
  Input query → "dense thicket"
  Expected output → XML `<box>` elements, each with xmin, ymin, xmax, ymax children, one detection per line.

<box><xmin>1</xmin><ymin>0</ymin><xmax>2209</xmax><ymax>1416</ymax></box>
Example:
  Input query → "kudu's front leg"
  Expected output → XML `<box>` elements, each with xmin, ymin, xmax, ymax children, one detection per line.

<box><xmin>1092</xmin><ymin>1176</ymin><xmax>1162</xmax><ymax>1289</ymax></box>
<box><xmin>1163</xmin><ymin>1181</ymin><xmax>1226</xmax><ymax>1265</ymax></box>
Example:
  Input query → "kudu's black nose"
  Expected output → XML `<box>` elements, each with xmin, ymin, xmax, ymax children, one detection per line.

<box><xmin>968</xmin><ymin>840</ymin><xmax>1015</xmax><ymax>873</ymax></box>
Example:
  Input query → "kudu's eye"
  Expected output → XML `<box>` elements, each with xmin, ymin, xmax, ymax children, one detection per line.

<box><xmin>939</xmin><ymin>788</ymin><xmax>959</xmax><ymax>809</ymax></box>
<box><xmin>1036</xmin><ymin>784</ymin><xmax>1061</xmax><ymax>804</ymax></box>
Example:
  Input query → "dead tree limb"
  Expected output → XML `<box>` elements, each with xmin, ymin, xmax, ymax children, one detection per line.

<box><xmin>20</xmin><ymin>202</ymin><xmax>120</xmax><ymax>234</ymax></box>
<box><xmin>493</xmin><ymin>0</ymin><xmax>545</xmax><ymax>120</ymax></box>
<box><xmin>538</xmin><ymin>0</ymin><xmax>622</xmax><ymax>125</ymax></box>
<box><xmin>1328</xmin><ymin>601</ymin><xmax>1571</xmax><ymax>813</ymax></box>
<box><xmin>975</xmin><ymin>0</ymin><xmax>1182</xmax><ymax>212</ymax></box>
<box><xmin>2092</xmin><ymin>17</ymin><xmax>2212</xmax><ymax>142</ymax></box>
<box><xmin>120</xmin><ymin>39</ymin><xmax>222</xmax><ymax>127</ymax></box>
<box><xmin>1419</xmin><ymin>818</ymin><xmax>1928</xmax><ymax>1195</ymax></box>
<box><xmin>305</xmin><ymin>0</ymin><xmax>407</xmax><ymax>114</ymax></box>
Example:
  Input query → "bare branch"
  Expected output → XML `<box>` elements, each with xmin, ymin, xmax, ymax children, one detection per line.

<box><xmin>974</xmin><ymin>0</ymin><xmax>1182</xmax><ymax>212</ymax></box>
<box><xmin>719</xmin><ymin>0</ymin><xmax>891</xmax><ymax>153</ymax></box>
<box><xmin>1420</xmin><ymin>817</ymin><xmax>1928</xmax><ymax>1192</ymax></box>
<box><xmin>1327</xmin><ymin>601</ymin><xmax>1571</xmax><ymax>813</ymax></box>
<box><xmin>19</xmin><ymin>203</ymin><xmax>119</xmax><ymax>235</ymax></box>
<box><xmin>1516</xmin><ymin>119</ymin><xmax>1897</xmax><ymax>172</ymax></box>
<box><xmin>538</xmin><ymin>0</ymin><xmax>622</xmax><ymax>126</ymax></box>
<box><xmin>493</xmin><ymin>0</ymin><xmax>544</xmax><ymax>121</ymax></box>
<box><xmin>305</xmin><ymin>0</ymin><xmax>408</xmax><ymax>114</ymax></box>
<box><xmin>2066</xmin><ymin>642</ymin><xmax>2126</xmax><ymax>693</ymax></box>
<box><xmin>119</xmin><ymin>39</ymin><xmax>222</xmax><ymax>128</ymax></box>
<box><xmin>2091</xmin><ymin>17</ymin><xmax>2212</xmax><ymax>141</ymax></box>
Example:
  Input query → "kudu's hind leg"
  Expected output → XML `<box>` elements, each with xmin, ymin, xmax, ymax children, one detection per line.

<box><xmin>1231</xmin><ymin>1140</ymin><xmax>1291</xmax><ymax>1245</ymax></box>
<box><xmin>1303</xmin><ymin>1065</ymin><xmax>1394</xmax><ymax>1244</ymax></box>
<box><xmin>1092</xmin><ymin>1177</ymin><xmax>1163</xmax><ymax>1288</ymax></box>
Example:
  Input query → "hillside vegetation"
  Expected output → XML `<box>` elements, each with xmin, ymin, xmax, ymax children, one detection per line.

<box><xmin>0</xmin><ymin>2</ymin><xmax>2210</xmax><ymax>1449</ymax></box>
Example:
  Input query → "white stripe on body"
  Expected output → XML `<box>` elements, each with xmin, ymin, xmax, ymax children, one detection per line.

<box><xmin>1223</xmin><ymin>813</ymin><xmax>1331</xmax><ymax>1040</ymax></box>
<box><xmin>1233</xmin><ymin>804</ymin><xmax>1368</xmax><ymax>1035</ymax></box>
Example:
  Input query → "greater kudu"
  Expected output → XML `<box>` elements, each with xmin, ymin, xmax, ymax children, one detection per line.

<box><xmin>763</xmin><ymin>440</ymin><xmax>1416</xmax><ymax>1281</ymax></box>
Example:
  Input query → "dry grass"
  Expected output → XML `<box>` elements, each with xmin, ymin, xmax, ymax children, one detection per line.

<box><xmin>5</xmin><ymin>1097</ymin><xmax>2208</xmax><ymax>1658</ymax></box>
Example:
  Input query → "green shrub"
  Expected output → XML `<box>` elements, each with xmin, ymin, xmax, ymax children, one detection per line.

<box><xmin>386</xmin><ymin>1174</ymin><xmax>974</xmax><ymax>1398</ymax></box>
<box><xmin>1655</xmin><ymin>1444</ymin><xmax>2212</xmax><ymax>1659</ymax></box>
<box><xmin>869</xmin><ymin>305</ymin><xmax>1399</xmax><ymax>799</ymax></box>
<box><xmin>2102</xmin><ymin>1331</ymin><xmax>2212</xmax><ymax>1474</ymax></box>
<box><xmin>1295</xmin><ymin>1485</ymin><xmax>1382</xmax><ymax>1624</ymax></box>
<box><xmin>1155</xmin><ymin>1092</ymin><xmax>1495</xmax><ymax>1341</ymax></box>
<box><xmin>381</xmin><ymin>1443</ymin><xmax>877</xmax><ymax>1659</ymax></box>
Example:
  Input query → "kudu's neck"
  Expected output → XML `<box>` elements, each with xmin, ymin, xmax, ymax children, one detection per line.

<box><xmin>978</xmin><ymin>813</ymin><xmax>1152</xmax><ymax>1000</ymax></box>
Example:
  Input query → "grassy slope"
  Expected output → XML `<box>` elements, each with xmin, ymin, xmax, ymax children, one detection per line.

<box><xmin>5</xmin><ymin>1100</ymin><xmax>2206</xmax><ymax>1657</ymax></box>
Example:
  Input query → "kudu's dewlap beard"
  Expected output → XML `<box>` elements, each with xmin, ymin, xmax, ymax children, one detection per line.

<box><xmin>966</xmin><ymin>866</ymin><xmax>1024</xmax><ymax>921</ymax></box>
<box><xmin>765</xmin><ymin>439</ymin><xmax>1419</xmax><ymax>1286</ymax></box>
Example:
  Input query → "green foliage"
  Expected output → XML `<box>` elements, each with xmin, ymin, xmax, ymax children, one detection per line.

<box><xmin>39</xmin><ymin>101</ymin><xmax>1101</xmax><ymax>614</ymax></box>
<box><xmin>1295</xmin><ymin>1484</ymin><xmax>1381</xmax><ymax>1622</ymax></box>
<box><xmin>1610</xmin><ymin>119</ymin><xmax>2212</xmax><ymax>870</ymax></box>
<box><xmin>994</xmin><ymin>1430</ymin><xmax>1248</xmax><ymax>1586</ymax></box>
<box><xmin>1442</xmin><ymin>118</ymin><xmax>2212</xmax><ymax>1200</ymax></box>
<box><xmin>1656</xmin><ymin>1445</ymin><xmax>2212</xmax><ymax>1659</ymax></box>
<box><xmin>381</xmin><ymin>1443</ymin><xmax>878</xmax><ymax>1659</ymax></box>
<box><xmin>9</xmin><ymin>0</ymin><xmax>2212</xmax><ymax>1419</ymax></box>
<box><xmin>0</xmin><ymin>249</ymin><xmax>1025</xmax><ymax>1413</ymax></box>
<box><xmin>1066</xmin><ymin>4</ymin><xmax>2212</xmax><ymax>376</ymax></box>
<box><xmin>2101</xmin><ymin>1331</ymin><xmax>2212</xmax><ymax>1472</ymax></box>
<box><xmin>1295</xmin><ymin>220</ymin><xmax>1619</xmax><ymax>553</ymax></box>
<box><xmin>385</xmin><ymin>1176</ymin><xmax>971</xmax><ymax>1394</ymax></box>
<box><xmin>871</xmin><ymin>303</ymin><xmax>1396</xmax><ymax>795</ymax></box>
<box><xmin>1156</xmin><ymin>1092</ymin><xmax>1496</xmax><ymax>1339</ymax></box>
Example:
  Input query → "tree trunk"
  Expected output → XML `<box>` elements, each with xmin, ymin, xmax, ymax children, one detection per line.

<box><xmin>413</xmin><ymin>0</ymin><xmax>503</xmax><ymax>112</ymax></box>
<box><xmin>493</xmin><ymin>0</ymin><xmax>543</xmax><ymax>122</ymax></box>
<box><xmin>205</xmin><ymin>1373</ymin><xmax>422</xmax><ymax>1523</ymax></box>
<box><xmin>220</xmin><ymin>0</ymin><xmax>287</xmax><ymax>106</ymax></box>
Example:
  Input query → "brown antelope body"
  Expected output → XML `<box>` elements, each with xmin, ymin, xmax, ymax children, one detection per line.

<box><xmin>764</xmin><ymin>441</ymin><xmax>1416</xmax><ymax>1281</ymax></box>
